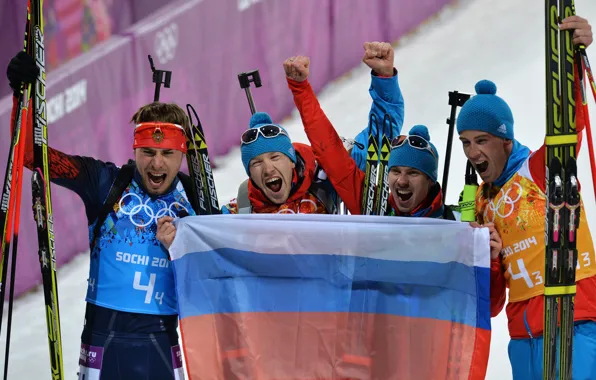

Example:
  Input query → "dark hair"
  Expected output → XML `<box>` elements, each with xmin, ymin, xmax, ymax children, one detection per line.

<box><xmin>130</xmin><ymin>102</ymin><xmax>190</xmax><ymax>132</ymax></box>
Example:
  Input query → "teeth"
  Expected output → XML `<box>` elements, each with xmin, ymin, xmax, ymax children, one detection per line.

<box><xmin>266</xmin><ymin>177</ymin><xmax>280</xmax><ymax>184</ymax></box>
<box><xmin>397</xmin><ymin>190</ymin><xmax>411</xmax><ymax>195</ymax></box>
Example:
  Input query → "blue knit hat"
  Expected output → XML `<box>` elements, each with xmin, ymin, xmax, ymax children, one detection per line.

<box><xmin>456</xmin><ymin>80</ymin><xmax>514</xmax><ymax>140</ymax></box>
<box><xmin>388</xmin><ymin>125</ymin><xmax>439</xmax><ymax>182</ymax></box>
<box><xmin>241</xmin><ymin>112</ymin><xmax>296</xmax><ymax>175</ymax></box>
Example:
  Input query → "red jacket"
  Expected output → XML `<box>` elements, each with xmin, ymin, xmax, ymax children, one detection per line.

<box><xmin>486</xmin><ymin>70</ymin><xmax>596</xmax><ymax>339</ymax></box>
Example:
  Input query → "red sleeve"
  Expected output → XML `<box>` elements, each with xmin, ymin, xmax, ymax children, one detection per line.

<box><xmin>11</xmin><ymin>95</ymin><xmax>80</xmax><ymax>180</ymax></box>
<box><xmin>287</xmin><ymin>79</ymin><xmax>365</xmax><ymax>215</ymax></box>
<box><xmin>528</xmin><ymin>60</ymin><xmax>586</xmax><ymax>193</ymax></box>
<box><xmin>490</xmin><ymin>257</ymin><xmax>507</xmax><ymax>317</ymax></box>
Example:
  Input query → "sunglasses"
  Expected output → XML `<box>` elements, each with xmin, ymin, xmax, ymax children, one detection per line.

<box><xmin>241</xmin><ymin>125</ymin><xmax>288</xmax><ymax>145</ymax></box>
<box><xmin>391</xmin><ymin>135</ymin><xmax>437</xmax><ymax>159</ymax></box>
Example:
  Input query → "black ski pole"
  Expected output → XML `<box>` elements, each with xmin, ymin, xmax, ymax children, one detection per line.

<box><xmin>148</xmin><ymin>55</ymin><xmax>172</xmax><ymax>102</ymax></box>
<box><xmin>442</xmin><ymin>90</ymin><xmax>471</xmax><ymax>203</ymax></box>
<box><xmin>238</xmin><ymin>70</ymin><xmax>262</xmax><ymax>115</ymax></box>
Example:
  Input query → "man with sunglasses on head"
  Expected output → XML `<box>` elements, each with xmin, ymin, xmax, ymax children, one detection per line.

<box><xmin>7</xmin><ymin>52</ymin><xmax>193</xmax><ymax>380</ymax></box>
<box><xmin>220</xmin><ymin>111</ymin><xmax>335</xmax><ymax>214</ymax></box>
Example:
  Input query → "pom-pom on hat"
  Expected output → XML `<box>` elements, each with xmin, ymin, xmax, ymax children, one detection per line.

<box><xmin>456</xmin><ymin>80</ymin><xmax>514</xmax><ymax>140</ymax></box>
<box><xmin>240</xmin><ymin>112</ymin><xmax>296</xmax><ymax>175</ymax></box>
<box><xmin>388</xmin><ymin>125</ymin><xmax>439</xmax><ymax>182</ymax></box>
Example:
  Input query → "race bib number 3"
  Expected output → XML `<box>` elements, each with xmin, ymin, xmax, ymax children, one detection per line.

<box><xmin>78</xmin><ymin>344</ymin><xmax>103</xmax><ymax>380</ymax></box>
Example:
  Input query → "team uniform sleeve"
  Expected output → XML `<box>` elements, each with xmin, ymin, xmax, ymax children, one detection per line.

<box><xmin>351</xmin><ymin>69</ymin><xmax>405</xmax><ymax>171</ymax></box>
<box><xmin>287</xmin><ymin>78</ymin><xmax>365</xmax><ymax>215</ymax></box>
<box><xmin>11</xmin><ymin>96</ymin><xmax>120</xmax><ymax>224</ymax></box>
<box><xmin>221</xmin><ymin>199</ymin><xmax>239</xmax><ymax>214</ymax></box>
<box><xmin>490</xmin><ymin>257</ymin><xmax>507</xmax><ymax>317</ymax></box>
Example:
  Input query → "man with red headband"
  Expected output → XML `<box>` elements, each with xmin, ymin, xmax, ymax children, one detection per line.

<box><xmin>7</xmin><ymin>52</ymin><xmax>194</xmax><ymax>379</ymax></box>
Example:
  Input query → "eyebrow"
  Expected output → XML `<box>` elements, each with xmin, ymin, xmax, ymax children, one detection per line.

<box><xmin>459</xmin><ymin>134</ymin><xmax>490</xmax><ymax>141</ymax></box>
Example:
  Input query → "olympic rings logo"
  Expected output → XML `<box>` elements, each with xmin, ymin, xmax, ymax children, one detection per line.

<box><xmin>119</xmin><ymin>192</ymin><xmax>188</xmax><ymax>228</ymax></box>
<box><xmin>484</xmin><ymin>182</ymin><xmax>523</xmax><ymax>223</ymax></box>
<box><xmin>154</xmin><ymin>23</ymin><xmax>179</xmax><ymax>65</ymax></box>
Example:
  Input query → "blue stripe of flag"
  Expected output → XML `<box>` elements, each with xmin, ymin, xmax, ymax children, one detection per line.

<box><xmin>173</xmin><ymin>248</ymin><xmax>491</xmax><ymax>331</ymax></box>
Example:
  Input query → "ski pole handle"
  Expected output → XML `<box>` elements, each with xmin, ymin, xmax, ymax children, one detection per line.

<box><xmin>460</xmin><ymin>161</ymin><xmax>478</xmax><ymax>222</ymax></box>
<box><xmin>238</xmin><ymin>70</ymin><xmax>262</xmax><ymax>115</ymax></box>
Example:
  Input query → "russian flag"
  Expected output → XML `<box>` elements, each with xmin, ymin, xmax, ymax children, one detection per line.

<box><xmin>169</xmin><ymin>214</ymin><xmax>491</xmax><ymax>380</ymax></box>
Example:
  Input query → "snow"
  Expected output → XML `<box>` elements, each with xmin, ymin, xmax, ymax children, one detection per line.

<box><xmin>2</xmin><ymin>0</ymin><xmax>596</xmax><ymax>378</ymax></box>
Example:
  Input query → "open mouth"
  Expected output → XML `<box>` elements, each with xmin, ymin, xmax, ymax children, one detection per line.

<box><xmin>396</xmin><ymin>189</ymin><xmax>413</xmax><ymax>202</ymax></box>
<box><xmin>148</xmin><ymin>172</ymin><xmax>167</xmax><ymax>187</ymax></box>
<box><xmin>474</xmin><ymin>161</ymin><xmax>489</xmax><ymax>174</ymax></box>
<box><xmin>265</xmin><ymin>177</ymin><xmax>282</xmax><ymax>193</ymax></box>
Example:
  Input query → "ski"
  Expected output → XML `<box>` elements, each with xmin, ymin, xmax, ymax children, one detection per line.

<box><xmin>185</xmin><ymin>104</ymin><xmax>220</xmax><ymax>215</ymax></box>
<box><xmin>361</xmin><ymin>114</ymin><xmax>379</xmax><ymax>215</ymax></box>
<box><xmin>543</xmin><ymin>0</ymin><xmax>581</xmax><ymax>379</ymax></box>
<box><xmin>376</xmin><ymin>114</ymin><xmax>393</xmax><ymax>216</ymax></box>
<box><xmin>29</xmin><ymin>0</ymin><xmax>65</xmax><ymax>378</ymax></box>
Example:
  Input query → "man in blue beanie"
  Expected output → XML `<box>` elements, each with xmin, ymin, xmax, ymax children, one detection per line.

<box><xmin>221</xmin><ymin>111</ymin><xmax>335</xmax><ymax>214</ymax></box>
<box><xmin>386</xmin><ymin>125</ymin><xmax>442</xmax><ymax>217</ymax></box>
<box><xmin>457</xmin><ymin>77</ymin><xmax>596</xmax><ymax>379</ymax></box>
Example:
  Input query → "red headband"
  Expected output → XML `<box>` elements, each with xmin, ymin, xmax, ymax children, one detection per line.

<box><xmin>133</xmin><ymin>122</ymin><xmax>187</xmax><ymax>153</ymax></box>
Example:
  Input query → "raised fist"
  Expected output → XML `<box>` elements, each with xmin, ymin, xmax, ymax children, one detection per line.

<box><xmin>362</xmin><ymin>41</ymin><xmax>394</xmax><ymax>77</ymax></box>
<box><xmin>283</xmin><ymin>56</ymin><xmax>310</xmax><ymax>82</ymax></box>
<box><xmin>156</xmin><ymin>216</ymin><xmax>177</xmax><ymax>250</ymax></box>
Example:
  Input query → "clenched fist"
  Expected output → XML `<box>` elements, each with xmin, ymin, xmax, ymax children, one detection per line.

<box><xmin>362</xmin><ymin>41</ymin><xmax>394</xmax><ymax>77</ymax></box>
<box><xmin>156</xmin><ymin>216</ymin><xmax>177</xmax><ymax>250</ymax></box>
<box><xmin>283</xmin><ymin>56</ymin><xmax>310</xmax><ymax>82</ymax></box>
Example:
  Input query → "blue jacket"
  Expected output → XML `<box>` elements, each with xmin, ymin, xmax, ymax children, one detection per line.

<box><xmin>350</xmin><ymin>70</ymin><xmax>405</xmax><ymax>171</ymax></box>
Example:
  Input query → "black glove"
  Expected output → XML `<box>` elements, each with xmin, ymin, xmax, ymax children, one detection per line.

<box><xmin>7</xmin><ymin>51</ymin><xmax>39</xmax><ymax>96</ymax></box>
